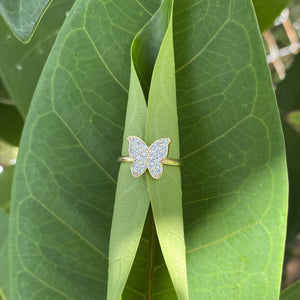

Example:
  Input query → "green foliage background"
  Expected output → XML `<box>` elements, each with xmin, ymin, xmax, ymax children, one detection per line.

<box><xmin>0</xmin><ymin>0</ymin><xmax>297</xmax><ymax>299</ymax></box>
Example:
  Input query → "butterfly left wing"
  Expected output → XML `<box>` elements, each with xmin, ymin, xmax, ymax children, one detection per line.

<box><xmin>127</xmin><ymin>136</ymin><xmax>148</xmax><ymax>177</ymax></box>
<box><xmin>148</xmin><ymin>138</ymin><xmax>171</xmax><ymax>179</ymax></box>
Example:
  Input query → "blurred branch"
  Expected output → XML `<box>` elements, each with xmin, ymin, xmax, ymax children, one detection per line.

<box><xmin>280</xmin><ymin>9</ymin><xmax>299</xmax><ymax>54</ymax></box>
<box><xmin>264</xmin><ymin>30</ymin><xmax>286</xmax><ymax>79</ymax></box>
<box><xmin>0</xmin><ymin>97</ymin><xmax>13</xmax><ymax>105</ymax></box>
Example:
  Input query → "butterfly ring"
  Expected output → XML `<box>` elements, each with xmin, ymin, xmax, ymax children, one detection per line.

<box><xmin>118</xmin><ymin>136</ymin><xmax>181</xmax><ymax>179</ymax></box>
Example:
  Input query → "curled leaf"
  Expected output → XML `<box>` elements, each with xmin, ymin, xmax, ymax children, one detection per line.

<box><xmin>108</xmin><ymin>0</ymin><xmax>188</xmax><ymax>298</ymax></box>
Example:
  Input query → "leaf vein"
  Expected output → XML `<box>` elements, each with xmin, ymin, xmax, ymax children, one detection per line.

<box><xmin>53</xmin><ymin>109</ymin><xmax>117</xmax><ymax>184</ymax></box>
<box><xmin>83</xmin><ymin>28</ymin><xmax>129</xmax><ymax>93</ymax></box>
<box><xmin>175</xmin><ymin>8</ymin><xmax>231</xmax><ymax>73</ymax></box>
<box><xmin>181</xmin><ymin>115</ymin><xmax>252</xmax><ymax>159</ymax></box>
<box><xmin>30</xmin><ymin>194</ymin><xmax>108</xmax><ymax>260</ymax></box>
<box><xmin>21</xmin><ymin>267</ymin><xmax>77</xmax><ymax>300</ymax></box>
<box><xmin>125</xmin><ymin>284</ymin><xmax>146</xmax><ymax>298</ymax></box>
<box><xmin>187</xmin><ymin>221</ymin><xmax>259</xmax><ymax>254</ymax></box>
<box><xmin>135</xmin><ymin>0</ymin><xmax>152</xmax><ymax>16</ymax></box>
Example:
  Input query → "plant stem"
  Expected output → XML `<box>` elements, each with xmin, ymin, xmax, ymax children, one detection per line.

<box><xmin>146</xmin><ymin>208</ymin><xmax>155</xmax><ymax>300</ymax></box>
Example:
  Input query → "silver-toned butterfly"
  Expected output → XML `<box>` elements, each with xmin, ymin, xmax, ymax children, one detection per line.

<box><xmin>127</xmin><ymin>136</ymin><xmax>171</xmax><ymax>179</ymax></box>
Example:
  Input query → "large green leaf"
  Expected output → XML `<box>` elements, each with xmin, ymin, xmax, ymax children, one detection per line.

<box><xmin>0</xmin><ymin>0</ymin><xmax>74</xmax><ymax>118</ymax></box>
<box><xmin>280</xmin><ymin>280</ymin><xmax>300</xmax><ymax>300</ymax></box>
<box><xmin>9</xmin><ymin>0</ymin><xmax>159</xmax><ymax>299</ymax></box>
<box><xmin>0</xmin><ymin>0</ymin><xmax>52</xmax><ymax>43</ymax></box>
<box><xmin>0</xmin><ymin>210</ymin><xmax>9</xmax><ymax>300</ymax></box>
<box><xmin>174</xmin><ymin>0</ymin><xmax>287</xmax><ymax>298</ymax></box>
<box><xmin>10</xmin><ymin>0</ymin><xmax>287</xmax><ymax>299</ymax></box>
<box><xmin>252</xmin><ymin>0</ymin><xmax>291</xmax><ymax>31</ymax></box>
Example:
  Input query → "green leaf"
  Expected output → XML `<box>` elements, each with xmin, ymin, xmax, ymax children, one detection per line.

<box><xmin>0</xmin><ymin>79</ymin><xmax>23</xmax><ymax>146</ymax></box>
<box><xmin>0</xmin><ymin>103</ymin><xmax>23</xmax><ymax>145</ymax></box>
<box><xmin>0</xmin><ymin>0</ymin><xmax>74</xmax><ymax>118</ymax></box>
<box><xmin>174</xmin><ymin>0</ymin><xmax>287</xmax><ymax>298</ymax></box>
<box><xmin>122</xmin><ymin>211</ymin><xmax>177</xmax><ymax>299</ymax></box>
<box><xmin>10</xmin><ymin>0</ymin><xmax>287</xmax><ymax>299</ymax></box>
<box><xmin>107</xmin><ymin>40</ymin><xmax>149</xmax><ymax>300</ymax></box>
<box><xmin>0</xmin><ymin>0</ymin><xmax>52</xmax><ymax>43</ymax></box>
<box><xmin>252</xmin><ymin>0</ymin><xmax>291</xmax><ymax>31</ymax></box>
<box><xmin>0</xmin><ymin>79</ymin><xmax>9</xmax><ymax>99</ymax></box>
<box><xmin>0</xmin><ymin>210</ymin><xmax>10</xmax><ymax>300</ymax></box>
<box><xmin>9</xmin><ymin>0</ymin><xmax>159</xmax><ymax>299</ymax></box>
<box><xmin>145</xmin><ymin>2</ymin><xmax>187</xmax><ymax>298</ymax></box>
<box><xmin>0</xmin><ymin>166</ymin><xmax>14</xmax><ymax>213</ymax></box>
<box><xmin>280</xmin><ymin>280</ymin><xmax>300</xmax><ymax>300</ymax></box>
<box><xmin>108</xmin><ymin>0</ymin><xmax>188</xmax><ymax>298</ymax></box>
<box><xmin>286</xmin><ymin>110</ymin><xmax>300</xmax><ymax>133</ymax></box>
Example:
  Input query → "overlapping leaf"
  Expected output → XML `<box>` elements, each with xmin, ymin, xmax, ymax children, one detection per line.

<box><xmin>280</xmin><ymin>280</ymin><xmax>300</xmax><ymax>300</ymax></box>
<box><xmin>108</xmin><ymin>0</ymin><xmax>187</xmax><ymax>298</ymax></box>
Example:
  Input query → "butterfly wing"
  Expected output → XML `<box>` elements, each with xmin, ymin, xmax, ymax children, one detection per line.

<box><xmin>127</xmin><ymin>136</ymin><xmax>148</xmax><ymax>177</ymax></box>
<box><xmin>148</xmin><ymin>138</ymin><xmax>171</xmax><ymax>179</ymax></box>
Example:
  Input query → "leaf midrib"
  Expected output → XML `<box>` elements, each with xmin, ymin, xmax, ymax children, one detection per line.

<box><xmin>146</xmin><ymin>210</ymin><xmax>155</xmax><ymax>300</ymax></box>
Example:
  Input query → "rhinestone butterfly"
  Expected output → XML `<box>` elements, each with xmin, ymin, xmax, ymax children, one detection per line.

<box><xmin>127</xmin><ymin>136</ymin><xmax>171</xmax><ymax>179</ymax></box>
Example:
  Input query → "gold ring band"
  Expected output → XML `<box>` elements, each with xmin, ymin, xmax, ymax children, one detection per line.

<box><xmin>118</xmin><ymin>157</ymin><xmax>181</xmax><ymax>166</ymax></box>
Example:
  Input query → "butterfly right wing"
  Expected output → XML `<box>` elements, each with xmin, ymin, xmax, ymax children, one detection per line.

<box><xmin>127</xmin><ymin>136</ymin><xmax>148</xmax><ymax>177</ymax></box>
<box><xmin>148</xmin><ymin>138</ymin><xmax>171</xmax><ymax>179</ymax></box>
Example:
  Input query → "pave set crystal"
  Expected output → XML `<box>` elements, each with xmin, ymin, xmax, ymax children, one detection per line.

<box><xmin>127</xmin><ymin>136</ymin><xmax>171</xmax><ymax>179</ymax></box>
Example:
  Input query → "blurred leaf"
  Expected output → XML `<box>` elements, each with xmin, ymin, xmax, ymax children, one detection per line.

<box><xmin>286</xmin><ymin>110</ymin><xmax>300</xmax><ymax>133</ymax></box>
<box><xmin>0</xmin><ymin>166</ymin><xmax>14</xmax><ymax>213</ymax></box>
<box><xmin>0</xmin><ymin>140</ymin><xmax>18</xmax><ymax>168</ymax></box>
<box><xmin>9</xmin><ymin>0</ymin><xmax>287</xmax><ymax>299</ymax></box>
<box><xmin>0</xmin><ymin>0</ymin><xmax>52</xmax><ymax>43</ymax></box>
<box><xmin>280</xmin><ymin>280</ymin><xmax>300</xmax><ymax>300</ymax></box>
<box><xmin>276</xmin><ymin>53</ymin><xmax>300</xmax><ymax>112</ymax></box>
<box><xmin>0</xmin><ymin>80</ymin><xmax>9</xmax><ymax>99</ymax></box>
<box><xmin>0</xmin><ymin>80</ymin><xmax>23</xmax><ymax>145</ymax></box>
<box><xmin>252</xmin><ymin>0</ymin><xmax>291</xmax><ymax>31</ymax></box>
<box><xmin>0</xmin><ymin>210</ymin><xmax>9</xmax><ymax>300</ymax></box>
<box><xmin>0</xmin><ymin>0</ymin><xmax>75</xmax><ymax>118</ymax></box>
<box><xmin>276</xmin><ymin>53</ymin><xmax>300</xmax><ymax>266</ymax></box>
<box><xmin>0</xmin><ymin>104</ymin><xmax>23</xmax><ymax>145</ymax></box>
